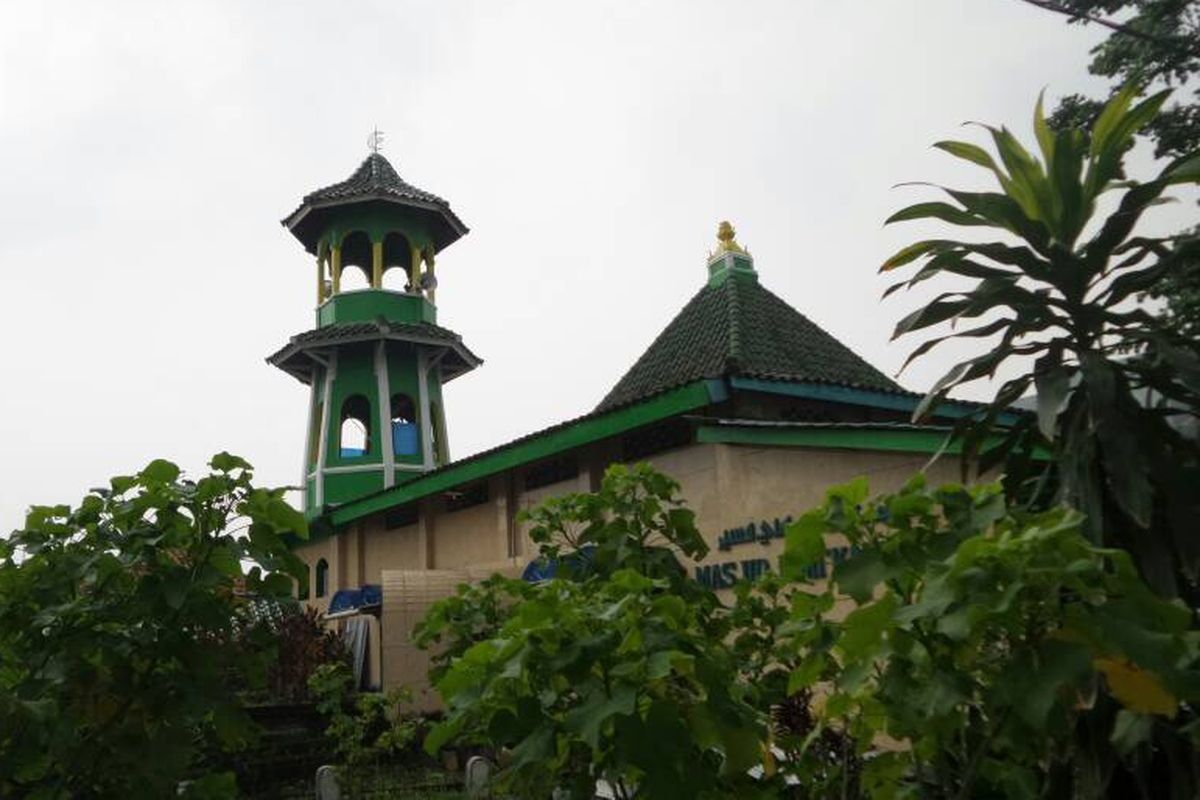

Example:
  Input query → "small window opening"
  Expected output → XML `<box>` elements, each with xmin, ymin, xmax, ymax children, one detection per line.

<box><xmin>391</xmin><ymin>393</ymin><xmax>419</xmax><ymax>457</ymax></box>
<box><xmin>340</xmin><ymin>394</ymin><xmax>372</xmax><ymax>458</ymax></box>
<box><xmin>315</xmin><ymin>558</ymin><xmax>329</xmax><ymax>598</ymax></box>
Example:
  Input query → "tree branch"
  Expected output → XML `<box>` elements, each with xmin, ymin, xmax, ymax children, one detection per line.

<box><xmin>1017</xmin><ymin>0</ymin><xmax>1200</xmax><ymax>59</ymax></box>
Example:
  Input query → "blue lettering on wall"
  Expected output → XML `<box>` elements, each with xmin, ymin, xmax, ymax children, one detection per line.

<box><xmin>693</xmin><ymin>545</ymin><xmax>861</xmax><ymax>589</ymax></box>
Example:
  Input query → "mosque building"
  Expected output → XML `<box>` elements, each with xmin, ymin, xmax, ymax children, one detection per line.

<box><xmin>268</xmin><ymin>148</ymin><xmax>970</xmax><ymax>699</ymax></box>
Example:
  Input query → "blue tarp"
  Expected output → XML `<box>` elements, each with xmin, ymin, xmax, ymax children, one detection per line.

<box><xmin>521</xmin><ymin>547</ymin><xmax>596</xmax><ymax>583</ymax></box>
<box><xmin>340</xmin><ymin>447</ymin><xmax>366</xmax><ymax>458</ymax></box>
<box><xmin>328</xmin><ymin>584</ymin><xmax>383</xmax><ymax>616</ymax></box>
<box><xmin>392</xmin><ymin>422</ymin><xmax>419</xmax><ymax>456</ymax></box>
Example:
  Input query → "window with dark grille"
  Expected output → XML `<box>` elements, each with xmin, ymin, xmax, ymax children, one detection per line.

<box><xmin>384</xmin><ymin>504</ymin><xmax>418</xmax><ymax>530</ymax></box>
<box><xmin>315</xmin><ymin>558</ymin><xmax>329</xmax><ymax>598</ymax></box>
<box><xmin>621</xmin><ymin>419</ymin><xmax>693</xmax><ymax>461</ymax></box>
<box><xmin>524</xmin><ymin>456</ymin><xmax>579</xmax><ymax>490</ymax></box>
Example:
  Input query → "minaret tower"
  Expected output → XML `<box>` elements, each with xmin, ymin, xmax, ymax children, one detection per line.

<box><xmin>268</xmin><ymin>140</ymin><xmax>481</xmax><ymax>515</ymax></box>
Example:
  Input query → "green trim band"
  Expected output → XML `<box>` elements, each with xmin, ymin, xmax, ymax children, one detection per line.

<box><xmin>696</xmin><ymin>422</ymin><xmax>1049</xmax><ymax>460</ymax></box>
<box><xmin>697</xmin><ymin>423</ymin><xmax>964</xmax><ymax>454</ymax></box>
<box><xmin>728</xmin><ymin>377</ymin><xmax>1020</xmax><ymax>424</ymax></box>
<box><xmin>325</xmin><ymin>380</ymin><xmax>720</xmax><ymax>528</ymax></box>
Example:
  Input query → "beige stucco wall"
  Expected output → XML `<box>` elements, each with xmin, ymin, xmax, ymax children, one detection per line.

<box><xmin>361</xmin><ymin>522</ymin><xmax>420</xmax><ymax>584</ymax></box>
<box><xmin>685</xmin><ymin>444</ymin><xmax>961</xmax><ymax>589</ymax></box>
<box><xmin>432</xmin><ymin>500</ymin><xmax>497</xmax><ymax>569</ymax></box>
<box><xmin>297</xmin><ymin>441</ymin><xmax>969</xmax><ymax>697</ymax></box>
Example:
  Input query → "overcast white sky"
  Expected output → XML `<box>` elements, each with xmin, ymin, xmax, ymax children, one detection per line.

<box><xmin>1</xmin><ymin>1</ymin><xmax>1194</xmax><ymax>532</ymax></box>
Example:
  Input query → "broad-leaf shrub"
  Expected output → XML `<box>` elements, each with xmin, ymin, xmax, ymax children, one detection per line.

<box><xmin>418</xmin><ymin>464</ymin><xmax>772</xmax><ymax>800</ymax></box>
<box><xmin>0</xmin><ymin>454</ymin><xmax>307</xmax><ymax>798</ymax></box>
<box><xmin>308</xmin><ymin>662</ymin><xmax>418</xmax><ymax>769</ymax></box>
<box><xmin>780</xmin><ymin>475</ymin><xmax>1200</xmax><ymax>798</ymax></box>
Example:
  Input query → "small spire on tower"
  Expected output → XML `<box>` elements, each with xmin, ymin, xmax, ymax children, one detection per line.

<box><xmin>367</xmin><ymin>127</ymin><xmax>385</xmax><ymax>154</ymax></box>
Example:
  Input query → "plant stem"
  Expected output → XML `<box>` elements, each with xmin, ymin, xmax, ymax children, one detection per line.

<box><xmin>1017</xmin><ymin>0</ymin><xmax>1200</xmax><ymax>58</ymax></box>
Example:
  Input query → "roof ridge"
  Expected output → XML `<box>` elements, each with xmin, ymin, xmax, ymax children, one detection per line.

<box><xmin>725</xmin><ymin>275</ymin><xmax>744</xmax><ymax>373</ymax></box>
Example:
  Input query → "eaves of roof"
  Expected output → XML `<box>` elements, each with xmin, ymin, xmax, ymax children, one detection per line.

<box><xmin>323</xmin><ymin>379</ymin><xmax>726</xmax><ymax>528</ymax></box>
<box><xmin>301</xmin><ymin>375</ymin><xmax>1036</xmax><ymax>543</ymax></box>
<box><xmin>694</xmin><ymin>417</ymin><xmax>1049</xmax><ymax>458</ymax></box>
<box><xmin>267</xmin><ymin>320</ymin><xmax>482</xmax><ymax>384</ymax></box>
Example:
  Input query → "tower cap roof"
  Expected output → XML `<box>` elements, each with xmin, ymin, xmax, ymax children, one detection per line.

<box><xmin>282</xmin><ymin>152</ymin><xmax>468</xmax><ymax>254</ymax></box>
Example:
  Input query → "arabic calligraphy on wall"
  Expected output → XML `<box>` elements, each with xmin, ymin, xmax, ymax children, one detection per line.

<box><xmin>716</xmin><ymin>516</ymin><xmax>792</xmax><ymax>551</ymax></box>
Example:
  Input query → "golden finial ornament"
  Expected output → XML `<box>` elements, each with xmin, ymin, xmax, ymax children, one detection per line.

<box><xmin>710</xmin><ymin>220</ymin><xmax>747</xmax><ymax>259</ymax></box>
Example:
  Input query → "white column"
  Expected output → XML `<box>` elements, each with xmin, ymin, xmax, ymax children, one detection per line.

<box><xmin>374</xmin><ymin>341</ymin><xmax>395</xmax><ymax>488</ymax></box>
<box><xmin>301</xmin><ymin>370</ymin><xmax>319</xmax><ymax>503</ymax></box>
<box><xmin>315</xmin><ymin>352</ymin><xmax>337</xmax><ymax>508</ymax></box>
<box><xmin>436</xmin><ymin>393</ymin><xmax>450</xmax><ymax>464</ymax></box>
<box><xmin>417</xmin><ymin>351</ymin><xmax>434</xmax><ymax>469</ymax></box>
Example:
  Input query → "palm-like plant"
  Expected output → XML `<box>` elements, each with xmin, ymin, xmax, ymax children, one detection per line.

<box><xmin>883</xmin><ymin>85</ymin><xmax>1200</xmax><ymax>599</ymax></box>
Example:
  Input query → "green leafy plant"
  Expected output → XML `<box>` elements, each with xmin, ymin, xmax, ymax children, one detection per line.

<box><xmin>244</xmin><ymin>604</ymin><xmax>348</xmax><ymax>703</ymax></box>
<box><xmin>308</xmin><ymin>662</ymin><xmax>418</xmax><ymax>769</ymax></box>
<box><xmin>882</xmin><ymin>85</ymin><xmax>1200</xmax><ymax>599</ymax></box>
<box><xmin>778</xmin><ymin>475</ymin><xmax>1200</xmax><ymax>799</ymax></box>
<box><xmin>1030</xmin><ymin>0</ymin><xmax>1200</xmax><ymax>344</ymax></box>
<box><xmin>414</xmin><ymin>573</ymin><xmax>535</xmax><ymax>686</ymax></box>
<box><xmin>419</xmin><ymin>464</ymin><xmax>773</xmax><ymax>800</ymax></box>
<box><xmin>0</xmin><ymin>453</ymin><xmax>308</xmax><ymax>799</ymax></box>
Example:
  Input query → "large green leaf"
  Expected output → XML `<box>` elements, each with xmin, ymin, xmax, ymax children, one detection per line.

<box><xmin>934</xmin><ymin>139</ymin><xmax>1001</xmax><ymax>172</ymax></box>
<box><xmin>898</xmin><ymin>318</ymin><xmax>1011</xmax><ymax>374</ymax></box>
<box><xmin>834</xmin><ymin>549</ymin><xmax>889</xmax><ymax>604</ymax></box>
<box><xmin>1081</xmin><ymin>357</ymin><xmax>1154</xmax><ymax>528</ymax></box>
<box><xmin>563</xmin><ymin>684</ymin><xmax>637</xmax><ymax>749</ymax></box>
<box><xmin>891</xmin><ymin>294</ymin><xmax>970</xmax><ymax>338</ymax></box>
<box><xmin>885</xmin><ymin>201</ymin><xmax>988</xmax><ymax>227</ymax></box>
<box><xmin>1033</xmin><ymin>349</ymin><xmax>1071</xmax><ymax>442</ymax></box>
<box><xmin>987</xmin><ymin>124</ymin><xmax>1052</xmax><ymax>224</ymax></box>
<box><xmin>836</xmin><ymin>594</ymin><xmax>898</xmax><ymax>664</ymax></box>
<box><xmin>880</xmin><ymin>239</ymin><xmax>954</xmax><ymax>271</ymax></box>
<box><xmin>780</xmin><ymin>511</ymin><xmax>827</xmax><ymax>581</ymax></box>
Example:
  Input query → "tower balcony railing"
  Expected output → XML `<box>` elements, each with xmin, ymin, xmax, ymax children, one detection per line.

<box><xmin>316</xmin><ymin>288</ymin><xmax>436</xmax><ymax>328</ymax></box>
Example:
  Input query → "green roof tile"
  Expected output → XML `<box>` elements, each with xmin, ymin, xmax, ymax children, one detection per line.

<box><xmin>596</xmin><ymin>271</ymin><xmax>901</xmax><ymax>412</ymax></box>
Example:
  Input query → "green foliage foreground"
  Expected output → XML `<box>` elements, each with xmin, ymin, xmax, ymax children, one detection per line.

<box><xmin>0</xmin><ymin>454</ymin><xmax>308</xmax><ymax>799</ymax></box>
<box><xmin>883</xmin><ymin>85</ymin><xmax>1200</xmax><ymax>599</ymax></box>
<box><xmin>416</xmin><ymin>466</ymin><xmax>1200</xmax><ymax>799</ymax></box>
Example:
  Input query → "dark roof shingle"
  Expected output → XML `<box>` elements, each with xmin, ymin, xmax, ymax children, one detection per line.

<box><xmin>300</xmin><ymin>153</ymin><xmax>452</xmax><ymax>209</ymax></box>
<box><xmin>596</xmin><ymin>273</ymin><xmax>901</xmax><ymax>412</ymax></box>
<box><xmin>267</xmin><ymin>320</ymin><xmax>481</xmax><ymax>384</ymax></box>
<box><xmin>282</xmin><ymin>153</ymin><xmax>468</xmax><ymax>253</ymax></box>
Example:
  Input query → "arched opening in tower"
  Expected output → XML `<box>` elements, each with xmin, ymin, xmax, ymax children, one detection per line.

<box><xmin>339</xmin><ymin>394</ymin><xmax>372</xmax><ymax>457</ymax></box>
<box><xmin>390</xmin><ymin>393</ymin><xmax>419</xmax><ymax>456</ymax></box>
<box><xmin>381</xmin><ymin>231</ymin><xmax>414</xmax><ymax>292</ymax></box>
<box><xmin>338</xmin><ymin>231</ymin><xmax>373</xmax><ymax>292</ymax></box>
